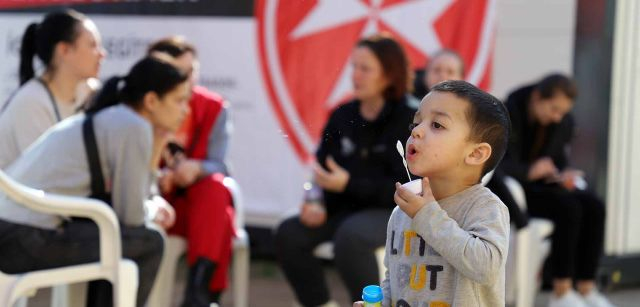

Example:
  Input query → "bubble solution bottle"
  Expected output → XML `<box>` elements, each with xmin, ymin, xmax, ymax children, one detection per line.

<box><xmin>362</xmin><ymin>285</ymin><xmax>383</xmax><ymax>307</ymax></box>
<box><xmin>303</xmin><ymin>180</ymin><xmax>323</xmax><ymax>205</ymax></box>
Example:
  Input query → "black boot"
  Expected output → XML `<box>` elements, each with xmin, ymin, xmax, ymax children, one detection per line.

<box><xmin>182</xmin><ymin>257</ymin><xmax>217</xmax><ymax>307</ymax></box>
<box><xmin>209</xmin><ymin>291</ymin><xmax>221</xmax><ymax>304</ymax></box>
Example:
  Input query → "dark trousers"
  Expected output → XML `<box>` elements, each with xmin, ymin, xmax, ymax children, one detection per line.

<box><xmin>0</xmin><ymin>219</ymin><xmax>164</xmax><ymax>307</ymax></box>
<box><xmin>275</xmin><ymin>209</ymin><xmax>390</xmax><ymax>307</ymax></box>
<box><xmin>524</xmin><ymin>183</ymin><xmax>606</xmax><ymax>280</ymax></box>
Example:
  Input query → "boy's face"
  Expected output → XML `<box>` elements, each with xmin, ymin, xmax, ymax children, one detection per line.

<box><xmin>406</xmin><ymin>91</ymin><xmax>474</xmax><ymax>177</ymax></box>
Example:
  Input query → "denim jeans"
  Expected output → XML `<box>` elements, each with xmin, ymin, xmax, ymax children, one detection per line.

<box><xmin>0</xmin><ymin>219</ymin><xmax>164</xmax><ymax>307</ymax></box>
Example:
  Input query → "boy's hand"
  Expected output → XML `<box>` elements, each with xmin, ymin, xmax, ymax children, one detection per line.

<box><xmin>394</xmin><ymin>177</ymin><xmax>436</xmax><ymax>218</ymax></box>
<box><xmin>353</xmin><ymin>302</ymin><xmax>364</xmax><ymax>307</ymax></box>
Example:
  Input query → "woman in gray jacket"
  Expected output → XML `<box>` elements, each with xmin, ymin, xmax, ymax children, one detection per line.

<box><xmin>0</xmin><ymin>55</ymin><xmax>190</xmax><ymax>307</ymax></box>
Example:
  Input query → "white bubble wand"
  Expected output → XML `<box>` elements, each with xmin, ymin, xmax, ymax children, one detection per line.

<box><xmin>396</xmin><ymin>140</ymin><xmax>412</xmax><ymax>182</ymax></box>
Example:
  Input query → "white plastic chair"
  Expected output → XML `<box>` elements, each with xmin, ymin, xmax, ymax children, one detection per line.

<box><xmin>146</xmin><ymin>177</ymin><xmax>250</xmax><ymax>307</ymax></box>
<box><xmin>0</xmin><ymin>169</ymin><xmax>139</xmax><ymax>307</ymax></box>
<box><xmin>502</xmin><ymin>176</ymin><xmax>553</xmax><ymax>307</ymax></box>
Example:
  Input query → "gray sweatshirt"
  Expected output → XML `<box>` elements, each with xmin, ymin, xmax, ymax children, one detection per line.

<box><xmin>0</xmin><ymin>105</ymin><xmax>153</xmax><ymax>229</ymax></box>
<box><xmin>0</xmin><ymin>79</ymin><xmax>81</xmax><ymax>169</ymax></box>
<box><xmin>381</xmin><ymin>184</ymin><xmax>510</xmax><ymax>307</ymax></box>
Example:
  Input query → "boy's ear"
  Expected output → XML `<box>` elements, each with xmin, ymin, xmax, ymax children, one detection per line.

<box><xmin>465</xmin><ymin>142</ymin><xmax>492</xmax><ymax>167</ymax></box>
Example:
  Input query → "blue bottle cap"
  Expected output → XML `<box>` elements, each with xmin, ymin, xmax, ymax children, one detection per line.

<box><xmin>362</xmin><ymin>285</ymin><xmax>383</xmax><ymax>302</ymax></box>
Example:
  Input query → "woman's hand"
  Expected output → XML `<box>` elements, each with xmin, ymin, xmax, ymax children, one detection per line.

<box><xmin>528</xmin><ymin>157</ymin><xmax>558</xmax><ymax>181</ymax></box>
<box><xmin>314</xmin><ymin>156</ymin><xmax>350</xmax><ymax>193</ymax></box>
<box><xmin>299</xmin><ymin>202</ymin><xmax>327</xmax><ymax>228</ymax></box>
<box><xmin>173</xmin><ymin>159</ymin><xmax>202</xmax><ymax>187</ymax></box>
<box><xmin>158</xmin><ymin>168</ymin><xmax>175</xmax><ymax>194</ymax></box>
<box><xmin>151</xmin><ymin>195</ymin><xmax>176</xmax><ymax>229</ymax></box>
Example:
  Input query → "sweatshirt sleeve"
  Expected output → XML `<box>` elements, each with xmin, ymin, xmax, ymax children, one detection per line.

<box><xmin>315</xmin><ymin>109</ymin><xmax>339</xmax><ymax>165</ymax></box>
<box><xmin>381</xmin><ymin>208</ymin><xmax>395</xmax><ymax>307</ymax></box>
<box><xmin>411</xmin><ymin>198</ymin><xmax>510</xmax><ymax>285</ymax></box>
<box><xmin>110</xmin><ymin>121</ymin><xmax>153</xmax><ymax>227</ymax></box>
<box><xmin>202</xmin><ymin>106</ymin><xmax>231</xmax><ymax>175</ymax></box>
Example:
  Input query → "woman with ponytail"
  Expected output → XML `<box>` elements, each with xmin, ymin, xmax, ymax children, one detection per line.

<box><xmin>0</xmin><ymin>56</ymin><xmax>190</xmax><ymax>307</ymax></box>
<box><xmin>147</xmin><ymin>36</ymin><xmax>235</xmax><ymax>307</ymax></box>
<box><xmin>0</xmin><ymin>10</ymin><xmax>105</xmax><ymax>169</ymax></box>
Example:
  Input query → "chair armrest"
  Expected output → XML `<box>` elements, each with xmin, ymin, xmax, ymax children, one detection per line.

<box><xmin>222</xmin><ymin>177</ymin><xmax>245</xmax><ymax>229</ymax></box>
<box><xmin>0</xmin><ymin>171</ymin><xmax>121</xmax><ymax>277</ymax></box>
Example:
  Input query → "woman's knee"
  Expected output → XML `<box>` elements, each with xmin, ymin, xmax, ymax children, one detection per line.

<box><xmin>275</xmin><ymin>216</ymin><xmax>307</xmax><ymax>249</ymax></box>
<box><xmin>144</xmin><ymin>227</ymin><xmax>165</xmax><ymax>257</ymax></box>
<box><xmin>576</xmin><ymin>191</ymin><xmax>606</xmax><ymax>221</ymax></box>
<box><xmin>188</xmin><ymin>174</ymin><xmax>228</xmax><ymax>197</ymax></box>
<box><xmin>546</xmin><ymin>192</ymin><xmax>583</xmax><ymax>225</ymax></box>
<box><xmin>185</xmin><ymin>175</ymin><xmax>233</xmax><ymax>218</ymax></box>
<box><xmin>333</xmin><ymin>212</ymin><xmax>386</xmax><ymax>254</ymax></box>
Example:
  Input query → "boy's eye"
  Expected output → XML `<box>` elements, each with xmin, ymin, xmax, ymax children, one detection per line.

<box><xmin>432</xmin><ymin>122</ymin><xmax>444</xmax><ymax>129</ymax></box>
<box><xmin>408</xmin><ymin>123</ymin><xmax>419</xmax><ymax>131</ymax></box>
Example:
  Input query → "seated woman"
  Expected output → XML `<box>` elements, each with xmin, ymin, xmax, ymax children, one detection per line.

<box><xmin>501</xmin><ymin>74</ymin><xmax>612</xmax><ymax>307</ymax></box>
<box><xmin>0</xmin><ymin>9</ymin><xmax>105</xmax><ymax>169</ymax></box>
<box><xmin>147</xmin><ymin>36</ymin><xmax>235</xmax><ymax>307</ymax></box>
<box><xmin>275</xmin><ymin>33</ymin><xmax>415</xmax><ymax>306</ymax></box>
<box><xmin>0</xmin><ymin>55</ymin><xmax>188</xmax><ymax>307</ymax></box>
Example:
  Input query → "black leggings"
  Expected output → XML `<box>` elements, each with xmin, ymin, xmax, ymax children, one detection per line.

<box><xmin>0</xmin><ymin>219</ymin><xmax>164</xmax><ymax>307</ymax></box>
<box><xmin>524</xmin><ymin>183</ymin><xmax>606</xmax><ymax>280</ymax></box>
<box><xmin>275</xmin><ymin>209</ymin><xmax>390</xmax><ymax>307</ymax></box>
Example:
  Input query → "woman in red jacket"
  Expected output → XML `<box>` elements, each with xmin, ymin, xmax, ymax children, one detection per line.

<box><xmin>148</xmin><ymin>37</ymin><xmax>235</xmax><ymax>307</ymax></box>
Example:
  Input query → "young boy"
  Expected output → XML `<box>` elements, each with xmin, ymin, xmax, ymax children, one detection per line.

<box><xmin>356</xmin><ymin>80</ymin><xmax>511</xmax><ymax>307</ymax></box>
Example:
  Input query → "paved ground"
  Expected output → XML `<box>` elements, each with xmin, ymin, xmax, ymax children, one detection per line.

<box><xmin>25</xmin><ymin>259</ymin><xmax>640</xmax><ymax>306</ymax></box>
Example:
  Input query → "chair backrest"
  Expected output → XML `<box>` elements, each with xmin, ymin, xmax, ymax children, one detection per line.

<box><xmin>481</xmin><ymin>169</ymin><xmax>495</xmax><ymax>186</ymax></box>
<box><xmin>502</xmin><ymin>175</ymin><xmax>527</xmax><ymax>210</ymax></box>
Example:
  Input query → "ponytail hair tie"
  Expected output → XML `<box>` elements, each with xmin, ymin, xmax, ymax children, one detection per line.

<box><xmin>117</xmin><ymin>76</ymin><xmax>126</xmax><ymax>92</ymax></box>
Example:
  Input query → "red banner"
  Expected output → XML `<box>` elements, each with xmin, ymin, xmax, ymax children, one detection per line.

<box><xmin>256</xmin><ymin>0</ymin><xmax>496</xmax><ymax>162</ymax></box>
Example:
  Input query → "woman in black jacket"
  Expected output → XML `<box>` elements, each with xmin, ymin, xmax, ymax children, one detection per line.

<box><xmin>275</xmin><ymin>34</ymin><xmax>415</xmax><ymax>306</ymax></box>
<box><xmin>500</xmin><ymin>74</ymin><xmax>613</xmax><ymax>307</ymax></box>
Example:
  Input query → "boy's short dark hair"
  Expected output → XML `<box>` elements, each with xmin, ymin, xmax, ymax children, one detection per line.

<box><xmin>535</xmin><ymin>73</ymin><xmax>577</xmax><ymax>100</ymax></box>
<box><xmin>431</xmin><ymin>80</ymin><xmax>510</xmax><ymax>177</ymax></box>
